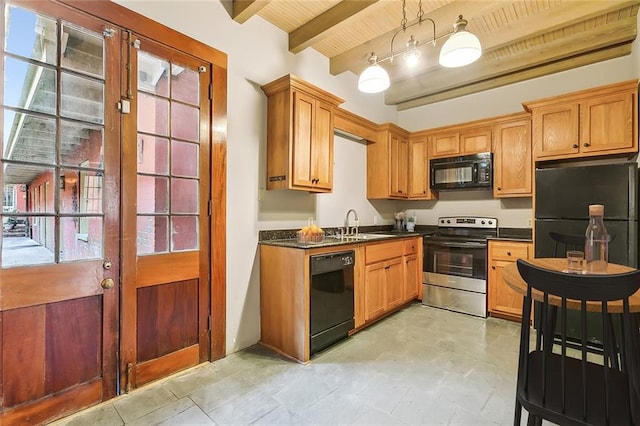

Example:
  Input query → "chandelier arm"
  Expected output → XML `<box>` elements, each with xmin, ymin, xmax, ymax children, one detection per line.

<box><xmin>384</xmin><ymin>16</ymin><xmax>449</xmax><ymax>63</ymax></box>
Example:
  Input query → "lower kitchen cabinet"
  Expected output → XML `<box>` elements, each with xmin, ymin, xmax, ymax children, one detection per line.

<box><xmin>364</xmin><ymin>257</ymin><xmax>403</xmax><ymax>321</ymax></box>
<box><xmin>403</xmin><ymin>238</ymin><xmax>421</xmax><ymax>301</ymax></box>
<box><xmin>362</xmin><ymin>237</ymin><xmax>422</xmax><ymax>324</ymax></box>
<box><xmin>488</xmin><ymin>240</ymin><xmax>532</xmax><ymax>322</ymax></box>
<box><xmin>259</xmin><ymin>236</ymin><xmax>422</xmax><ymax>362</ymax></box>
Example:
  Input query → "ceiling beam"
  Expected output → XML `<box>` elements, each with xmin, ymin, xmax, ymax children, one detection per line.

<box><xmin>386</xmin><ymin>3</ymin><xmax>639</xmax><ymax>83</ymax></box>
<box><xmin>330</xmin><ymin>0</ymin><xmax>637</xmax><ymax>78</ymax></box>
<box><xmin>385</xmin><ymin>14</ymin><xmax>637</xmax><ymax>104</ymax></box>
<box><xmin>396</xmin><ymin>45</ymin><xmax>632</xmax><ymax>110</ymax></box>
<box><xmin>232</xmin><ymin>0</ymin><xmax>270</xmax><ymax>24</ymax></box>
<box><xmin>289</xmin><ymin>0</ymin><xmax>380</xmax><ymax>54</ymax></box>
<box><xmin>329</xmin><ymin>0</ymin><xmax>507</xmax><ymax>76</ymax></box>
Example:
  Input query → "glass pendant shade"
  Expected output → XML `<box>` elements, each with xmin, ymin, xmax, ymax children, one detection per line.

<box><xmin>439</xmin><ymin>30</ymin><xmax>482</xmax><ymax>68</ymax></box>
<box><xmin>358</xmin><ymin>60</ymin><xmax>390</xmax><ymax>93</ymax></box>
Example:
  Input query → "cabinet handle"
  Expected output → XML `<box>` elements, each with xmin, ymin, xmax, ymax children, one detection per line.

<box><xmin>507</xmin><ymin>251</ymin><xmax>511</xmax><ymax>256</ymax></box>
<box><xmin>583</xmin><ymin>142</ymin><xmax>590</xmax><ymax>147</ymax></box>
<box><xmin>385</xmin><ymin>266</ymin><xmax>391</xmax><ymax>270</ymax></box>
<box><xmin>497</xmin><ymin>187</ymin><xmax>502</xmax><ymax>191</ymax></box>
<box><xmin>572</xmin><ymin>144</ymin><xmax>579</xmax><ymax>149</ymax></box>
<box><xmin>398</xmin><ymin>190</ymin><xmax>403</xmax><ymax>193</ymax></box>
<box><xmin>423</xmin><ymin>191</ymin><xmax>426</xmax><ymax>194</ymax></box>
<box><xmin>492</xmin><ymin>266</ymin><xmax>496</xmax><ymax>270</ymax></box>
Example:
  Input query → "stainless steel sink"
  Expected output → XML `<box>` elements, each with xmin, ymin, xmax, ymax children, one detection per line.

<box><xmin>353</xmin><ymin>233</ymin><xmax>395</xmax><ymax>239</ymax></box>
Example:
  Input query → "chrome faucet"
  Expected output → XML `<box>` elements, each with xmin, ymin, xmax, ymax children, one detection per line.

<box><xmin>343</xmin><ymin>209</ymin><xmax>359</xmax><ymax>236</ymax></box>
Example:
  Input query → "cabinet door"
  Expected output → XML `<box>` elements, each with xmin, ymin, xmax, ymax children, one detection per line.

<box><xmin>408</xmin><ymin>135</ymin><xmax>432</xmax><ymax>199</ymax></box>
<box><xmin>493</xmin><ymin>118</ymin><xmax>532</xmax><ymax>197</ymax></box>
<box><xmin>403</xmin><ymin>254</ymin><xmax>419</xmax><ymax>302</ymax></box>
<box><xmin>390</xmin><ymin>134</ymin><xmax>408</xmax><ymax>197</ymax></box>
<box><xmin>292</xmin><ymin>91</ymin><xmax>315</xmax><ymax>188</ymax></box>
<box><xmin>533</xmin><ymin>103</ymin><xmax>580</xmax><ymax>160</ymax></box>
<box><xmin>461</xmin><ymin>126</ymin><xmax>492</xmax><ymax>154</ymax></box>
<box><xmin>364</xmin><ymin>262</ymin><xmax>387</xmax><ymax>321</ymax></box>
<box><xmin>581</xmin><ymin>92</ymin><xmax>635</xmax><ymax>155</ymax></box>
<box><xmin>385</xmin><ymin>257</ymin><xmax>404</xmax><ymax>310</ymax></box>
<box><xmin>488</xmin><ymin>260</ymin><xmax>524</xmax><ymax>320</ymax></box>
<box><xmin>312</xmin><ymin>100</ymin><xmax>334</xmax><ymax>190</ymax></box>
<box><xmin>430</xmin><ymin>132</ymin><xmax>460</xmax><ymax>158</ymax></box>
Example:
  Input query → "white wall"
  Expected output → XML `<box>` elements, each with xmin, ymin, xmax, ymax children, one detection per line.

<box><xmin>114</xmin><ymin>0</ymin><xmax>640</xmax><ymax>354</ymax></box>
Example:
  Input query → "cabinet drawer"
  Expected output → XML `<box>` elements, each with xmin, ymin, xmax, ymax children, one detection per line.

<box><xmin>490</xmin><ymin>241</ymin><xmax>529</xmax><ymax>261</ymax></box>
<box><xmin>403</xmin><ymin>238</ymin><xmax>419</xmax><ymax>255</ymax></box>
<box><xmin>365</xmin><ymin>241</ymin><xmax>404</xmax><ymax>264</ymax></box>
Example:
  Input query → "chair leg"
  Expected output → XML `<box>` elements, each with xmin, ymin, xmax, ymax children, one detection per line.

<box><xmin>526</xmin><ymin>414</ymin><xmax>542</xmax><ymax>426</ymax></box>
<box><xmin>514</xmin><ymin>400</ymin><xmax>522</xmax><ymax>426</ymax></box>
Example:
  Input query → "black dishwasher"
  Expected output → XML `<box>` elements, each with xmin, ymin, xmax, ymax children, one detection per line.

<box><xmin>310</xmin><ymin>250</ymin><xmax>355</xmax><ymax>355</ymax></box>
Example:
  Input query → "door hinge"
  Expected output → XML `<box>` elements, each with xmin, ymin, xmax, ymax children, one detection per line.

<box><xmin>103</xmin><ymin>28</ymin><xmax>116</xmax><ymax>38</ymax></box>
<box><xmin>208</xmin><ymin>84</ymin><xmax>213</xmax><ymax>101</ymax></box>
<box><xmin>117</xmin><ymin>99</ymin><xmax>131</xmax><ymax>114</ymax></box>
<box><xmin>208</xmin><ymin>315</ymin><xmax>212</xmax><ymax>331</ymax></box>
<box><xmin>208</xmin><ymin>200</ymin><xmax>212</xmax><ymax>216</ymax></box>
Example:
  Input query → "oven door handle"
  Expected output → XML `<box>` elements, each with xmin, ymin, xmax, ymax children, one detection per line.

<box><xmin>424</xmin><ymin>241</ymin><xmax>487</xmax><ymax>249</ymax></box>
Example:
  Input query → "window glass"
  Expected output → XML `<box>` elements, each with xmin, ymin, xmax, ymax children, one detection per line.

<box><xmin>3</xmin><ymin>112</ymin><xmax>56</xmax><ymax>164</ymax></box>
<box><xmin>171</xmin><ymin>216</ymin><xmax>198</xmax><ymax>251</ymax></box>
<box><xmin>137</xmin><ymin>215</ymin><xmax>168</xmax><ymax>254</ymax></box>
<box><xmin>137</xmin><ymin>175</ymin><xmax>168</xmax><ymax>214</ymax></box>
<box><xmin>60</xmin><ymin>22</ymin><xmax>104</xmax><ymax>78</ymax></box>
<box><xmin>137</xmin><ymin>134</ymin><xmax>169</xmax><ymax>175</ymax></box>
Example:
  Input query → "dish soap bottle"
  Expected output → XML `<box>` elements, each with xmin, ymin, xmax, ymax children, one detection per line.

<box><xmin>584</xmin><ymin>204</ymin><xmax>608</xmax><ymax>273</ymax></box>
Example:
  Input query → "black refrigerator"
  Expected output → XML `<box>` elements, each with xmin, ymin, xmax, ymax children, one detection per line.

<box><xmin>535</xmin><ymin>162</ymin><xmax>639</xmax><ymax>268</ymax></box>
<box><xmin>535</xmin><ymin>162</ymin><xmax>639</xmax><ymax>348</ymax></box>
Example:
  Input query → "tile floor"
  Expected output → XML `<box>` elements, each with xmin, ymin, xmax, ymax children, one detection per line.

<box><xmin>51</xmin><ymin>304</ymin><xmax>531</xmax><ymax>426</ymax></box>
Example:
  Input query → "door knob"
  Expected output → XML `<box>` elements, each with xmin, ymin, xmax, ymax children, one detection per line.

<box><xmin>101</xmin><ymin>278</ymin><xmax>115</xmax><ymax>289</ymax></box>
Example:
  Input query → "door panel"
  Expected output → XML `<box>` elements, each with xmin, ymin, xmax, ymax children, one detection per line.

<box><xmin>120</xmin><ymin>35</ymin><xmax>210</xmax><ymax>391</ymax></box>
<box><xmin>0</xmin><ymin>2</ymin><xmax>120</xmax><ymax>423</ymax></box>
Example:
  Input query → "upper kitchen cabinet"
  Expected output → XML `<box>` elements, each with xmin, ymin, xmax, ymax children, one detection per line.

<box><xmin>429</xmin><ymin>122</ymin><xmax>492</xmax><ymax>159</ymax></box>
<box><xmin>367</xmin><ymin>123</ymin><xmax>408</xmax><ymax>199</ymax></box>
<box><xmin>261</xmin><ymin>75</ymin><xmax>344</xmax><ymax>192</ymax></box>
<box><xmin>524</xmin><ymin>80</ymin><xmax>638</xmax><ymax>162</ymax></box>
<box><xmin>492</xmin><ymin>113</ymin><xmax>532</xmax><ymax>198</ymax></box>
<box><xmin>408</xmin><ymin>132</ymin><xmax>436</xmax><ymax>199</ymax></box>
<box><xmin>367</xmin><ymin>124</ymin><xmax>436</xmax><ymax>200</ymax></box>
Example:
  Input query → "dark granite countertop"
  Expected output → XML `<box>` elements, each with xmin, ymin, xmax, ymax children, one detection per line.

<box><xmin>258</xmin><ymin>225</ymin><xmax>532</xmax><ymax>249</ymax></box>
<box><xmin>493</xmin><ymin>227</ymin><xmax>533</xmax><ymax>242</ymax></box>
<box><xmin>259</xmin><ymin>226</ymin><xmax>431</xmax><ymax>250</ymax></box>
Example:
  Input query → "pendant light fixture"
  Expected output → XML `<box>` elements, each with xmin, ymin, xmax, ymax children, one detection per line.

<box><xmin>358</xmin><ymin>53</ymin><xmax>390</xmax><ymax>93</ymax></box>
<box><xmin>439</xmin><ymin>16</ymin><xmax>482</xmax><ymax>68</ymax></box>
<box><xmin>357</xmin><ymin>0</ymin><xmax>482</xmax><ymax>94</ymax></box>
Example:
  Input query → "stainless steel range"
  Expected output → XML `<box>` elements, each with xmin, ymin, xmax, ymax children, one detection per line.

<box><xmin>422</xmin><ymin>216</ymin><xmax>497</xmax><ymax>317</ymax></box>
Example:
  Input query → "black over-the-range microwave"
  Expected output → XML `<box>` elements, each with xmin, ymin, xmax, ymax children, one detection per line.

<box><xmin>430</xmin><ymin>152</ymin><xmax>493</xmax><ymax>191</ymax></box>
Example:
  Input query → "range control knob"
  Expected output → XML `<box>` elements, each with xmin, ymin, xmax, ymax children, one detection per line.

<box><xmin>481</xmin><ymin>220</ymin><xmax>486</xmax><ymax>225</ymax></box>
<box><xmin>488</xmin><ymin>220</ymin><xmax>493</xmax><ymax>225</ymax></box>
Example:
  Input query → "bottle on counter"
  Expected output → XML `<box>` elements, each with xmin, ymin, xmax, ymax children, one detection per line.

<box><xmin>584</xmin><ymin>204</ymin><xmax>608</xmax><ymax>273</ymax></box>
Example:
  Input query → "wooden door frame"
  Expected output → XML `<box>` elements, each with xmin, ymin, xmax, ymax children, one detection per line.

<box><xmin>56</xmin><ymin>0</ymin><xmax>227</xmax><ymax>363</ymax></box>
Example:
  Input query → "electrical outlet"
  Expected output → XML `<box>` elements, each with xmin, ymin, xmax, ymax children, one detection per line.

<box><xmin>527</xmin><ymin>219</ymin><xmax>532</xmax><ymax>228</ymax></box>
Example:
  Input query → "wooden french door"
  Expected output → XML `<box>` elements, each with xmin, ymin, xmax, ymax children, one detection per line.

<box><xmin>0</xmin><ymin>1</ymin><xmax>120</xmax><ymax>423</ymax></box>
<box><xmin>119</xmin><ymin>34</ymin><xmax>211</xmax><ymax>390</ymax></box>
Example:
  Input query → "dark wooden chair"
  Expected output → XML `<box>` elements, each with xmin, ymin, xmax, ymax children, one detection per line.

<box><xmin>514</xmin><ymin>259</ymin><xmax>640</xmax><ymax>426</ymax></box>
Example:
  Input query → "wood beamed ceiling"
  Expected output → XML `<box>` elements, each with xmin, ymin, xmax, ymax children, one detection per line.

<box><xmin>231</xmin><ymin>0</ymin><xmax>640</xmax><ymax>110</ymax></box>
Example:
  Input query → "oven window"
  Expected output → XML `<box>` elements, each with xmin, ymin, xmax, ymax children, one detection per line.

<box><xmin>425</xmin><ymin>243</ymin><xmax>487</xmax><ymax>280</ymax></box>
<box><xmin>434</xmin><ymin>166</ymin><xmax>472</xmax><ymax>184</ymax></box>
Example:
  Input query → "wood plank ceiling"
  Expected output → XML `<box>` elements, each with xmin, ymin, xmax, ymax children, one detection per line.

<box><xmin>232</xmin><ymin>0</ymin><xmax>640</xmax><ymax>110</ymax></box>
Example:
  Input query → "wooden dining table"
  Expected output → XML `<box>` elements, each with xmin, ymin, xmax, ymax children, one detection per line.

<box><xmin>503</xmin><ymin>258</ymin><xmax>640</xmax><ymax>313</ymax></box>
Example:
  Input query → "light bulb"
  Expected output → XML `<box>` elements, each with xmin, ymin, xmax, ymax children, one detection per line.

<box><xmin>404</xmin><ymin>36</ymin><xmax>420</xmax><ymax>68</ymax></box>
